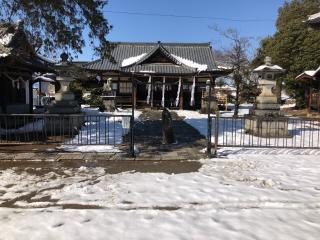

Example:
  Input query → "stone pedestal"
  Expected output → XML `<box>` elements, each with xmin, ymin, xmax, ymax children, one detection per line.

<box><xmin>201</xmin><ymin>94</ymin><xmax>218</xmax><ymax>114</ymax></box>
<box><xmin>102</xmin><ymin>96</ymin><xmax>116</xmax><ymax>112</ymax></box>
<box><xmin>46</xmin><ymin>76</ymin><xmax>80</xmax><ymax>114</ymax></box>
<box><xmin>245</xmin><ymin>115</ymin><xmax>289</xmax><ymax>137</ymax></box>
<box><xmin>45</xmin><ymin>77</ymin><xmax>83</xmax><ymax>134</ymax></box>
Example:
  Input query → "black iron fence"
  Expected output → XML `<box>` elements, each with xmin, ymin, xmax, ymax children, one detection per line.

<box><xmin>210</xmin><ymin>116</ymin><xmax>320</xmax><ymax>150</ymax></box>
<box><xmin>0</xmin><ymin>114</ymin><xmax>133</xmax><ymax>151</ymax></box>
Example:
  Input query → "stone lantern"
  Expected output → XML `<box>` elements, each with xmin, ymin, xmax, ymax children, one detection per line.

<box><xmin>45</xmin><ymin>53</ymin><xmax>83</xmax><ymax>135</ymax></box>
<box><xmin>245</xmin><ymin>57</ymin><xmax>288</xmax><ymax>137</ymax></box>
<box><xmin>46</xmin><ymin>53</ymin><xmax>81</xmax><ymax>114</ymax></box>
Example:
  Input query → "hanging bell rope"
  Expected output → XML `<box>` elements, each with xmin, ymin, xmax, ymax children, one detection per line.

<box><xmin>161</xmin><ymin>76</ymin><xmax>166</xmax><ymax>107</ymax></box>
<box><xmin>146</xmin><ymin>75</ymin><xmax>152</xmax><ymax>105</ymax></box>
<box><xmin>190</xmin><ymin>76</ymin><xmax>196</xmax><ymax>106</ymax></box>
<box><xmin>175</xmin><ymin>77</ymin><xmax>182</xmax><ymax>107</ymax></box>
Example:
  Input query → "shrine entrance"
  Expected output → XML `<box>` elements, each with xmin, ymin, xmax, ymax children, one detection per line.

<box><xmin>134</xmin><ymin>75</ymin><xmax>203</xmax><ymax>110</ymax></box>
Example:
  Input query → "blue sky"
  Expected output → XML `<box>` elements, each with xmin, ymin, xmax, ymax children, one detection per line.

<box><xmin>78</xmin><ymin>0</ymin><xmax>286</xmax><ymax>60</ymax></box>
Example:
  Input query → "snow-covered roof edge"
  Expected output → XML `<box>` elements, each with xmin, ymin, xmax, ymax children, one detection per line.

<box><xmin>295</xmin><ymin>66</ymin><xmax>320</xmax><ymax>80</ymax></box>
<box><xmin>121</xmin><ymin>53</ymin><xmax>147</xmax><ymax>67</ymax></box>
<box><xmin>307</xmin><ymin>12</ymin><xmax>320</xmax><ymax>22</ymax></box>
<box><xmin>171</xmin><ymin>54</ymin><xmax>208</xmax><ymax>72</ymax></box>
<box><xmin>253</xmin><ymin>64</ymin><xmax>285</xmax><ymax>72</ymax></box>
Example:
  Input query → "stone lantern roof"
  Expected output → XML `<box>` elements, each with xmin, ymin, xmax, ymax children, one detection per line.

<box><xmin>253</xmin><ymin>57</ymin><xmax>285</xmax><ymax>73</ymax></box>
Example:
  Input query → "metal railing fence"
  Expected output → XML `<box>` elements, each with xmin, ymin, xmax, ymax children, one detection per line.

<box><xmin>0</xmin><ymin>114</ymin><xmax>133</xmax><ymax>149</ymax></box>
<box><xmin>210</xmin><ymin>116</ymin><xmax>320</xmax><ymax>149</ymax></box>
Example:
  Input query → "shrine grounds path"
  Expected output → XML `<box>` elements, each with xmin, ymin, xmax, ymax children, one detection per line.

<box><xmin>124</xmin><ymin>110</ymin><xmax>207</xmax><ymax>161</ymax></box>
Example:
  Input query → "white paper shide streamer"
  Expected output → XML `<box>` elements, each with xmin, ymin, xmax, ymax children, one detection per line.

<box><xmin>161</xmin><ymin>76</ymin><xmax>165</xmax><ymax>107</ymax></box>
<box><xmin>146</xmin><ymin>76</ymin><xmax>151</xmax><ymax>104</ymax></box>
<box><xmin>190</xmin><ymin>76</ymin><xmax>196</xmax><ymax>106</ymax></box>
<box><xmin>175</xmin><ymin>77</ymin><xmax>182</xmax><ymax>107</ymax></box>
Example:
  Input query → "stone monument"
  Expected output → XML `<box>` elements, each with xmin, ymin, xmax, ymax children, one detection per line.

<box><xmin>162</xmin><ymin>108</ymin><xmax>175</xmax><ymax>144</ymax></box>
<box><xmin>245</xmin><ymin>57</ymin><xmax>288</xmax><ymax>137</ymax></box>
<box><xmin>101</xmin><ymin>77</ymin><xmax>116</xmax><ymax>112</ymax></box>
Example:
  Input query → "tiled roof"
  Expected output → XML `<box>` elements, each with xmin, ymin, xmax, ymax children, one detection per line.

<box><xmin>0</xmin><ymin>21</ymin><xmax>53</xmax><ymax>72</ymax></box>
<box><xmin>84</xmin><ymin>41</ymin><xmax>221</xmax><ymax>75</ymax></box>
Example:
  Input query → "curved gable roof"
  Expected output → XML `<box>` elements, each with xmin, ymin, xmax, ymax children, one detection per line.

<box><xmin>84</xmin><ymin>41</ymin><xmax>220</xmax><ymax>75</ymax></box>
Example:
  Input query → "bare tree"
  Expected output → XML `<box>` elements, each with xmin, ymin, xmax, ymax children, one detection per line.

<box><xmin>213</xmin><ymin>28</ymin><xmax>251</xmax><ymax>117</ymax></box>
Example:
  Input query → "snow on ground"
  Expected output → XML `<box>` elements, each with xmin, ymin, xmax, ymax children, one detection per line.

<box><xmin>58</xmin><ymin>145</ymin><xmax>121</xmax><ymax>153</ymax></box>
<box><xmin>174</xmin><ymin>104</ymin><xmax>252</xmax><ymax>140</ymax></box>
<box><xmin>0</xmin><ymin>154</ymin><xmax>320</xmax><ymax>239</ymax></box>
<box><xmin>58</xmin><ymin>107</ymin><xmax>141</xmax><ymax>152</ymax></box>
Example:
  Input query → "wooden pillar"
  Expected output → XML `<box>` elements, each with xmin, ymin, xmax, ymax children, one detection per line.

<box><xmin>133</xmin><ymin>79</ymin><xmax>137</xmax><ymax>109</ymax></box>
<box><xmin>179</xmin><ymin>78</ymin><xmax>184</xmax><ymax>110</ymax></box>
<box><xmin>308</xmin><ymin>79</ymin><xmax>312</xmax><ymax>113</ymax></box>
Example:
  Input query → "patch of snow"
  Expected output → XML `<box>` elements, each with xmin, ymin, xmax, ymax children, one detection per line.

<box><xmin>0</xmin><ymin>53</ymin><xmax>9</xmax><ymax>58</ymax></box>
<box><xmin>215</xmin><ymin>85</ymin><xmax>236</xmax><ymax>91</ymax></box>
<box><xmin>0</xmin><ymin>119</ymin><xmax>44</xmax><ymax>135</ymax></box>
<box><xmin>0</xmin><ymin>208</ymin><xmax>319</xmax><ymax>240</ymax></box>
<box><xmin>171</xmin><ymin>54</ymin><xmax>207</xmax><ymax>71</ymax></box>
<box><xmin>281</xmin><ymin>90</ymin><xmax>291</xmax><ymax>100</ymax></box>
<box><xmin>0</xmin><ymin>33</ymin><xmax>14</xmax><ymax>46</ymax></box>
<box><xmin>121</xmin><ymin>53</ymin><xmax>146</xmax><ymax>67</ymax></box>
<box><xmin>217</xmin><ymin>65</ymin><xmax>233</xmax><ymax>70</ymax></box>
<box><xmin>33</xmin><ymin>75</ymin><xmax>56</xmax><ymax>83</ymax></box>
<box><xmin>280</xmin><ymin>103</ymin><xmax>296</xmax><ymax>109</ymax></box>
<box><xmin>57</xmin><ymin>145</ymin><xmax>120</xmax><ymax>153</ymax></box>
<box><xmin>139</xmin><ymin>70</ymin><xmax>155</xmax><ymax>73</ymax></box>
<box><xmin>304</xmin><ymin>70</ymin><xmax>316</xmax><ymax>76</ymax></box>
